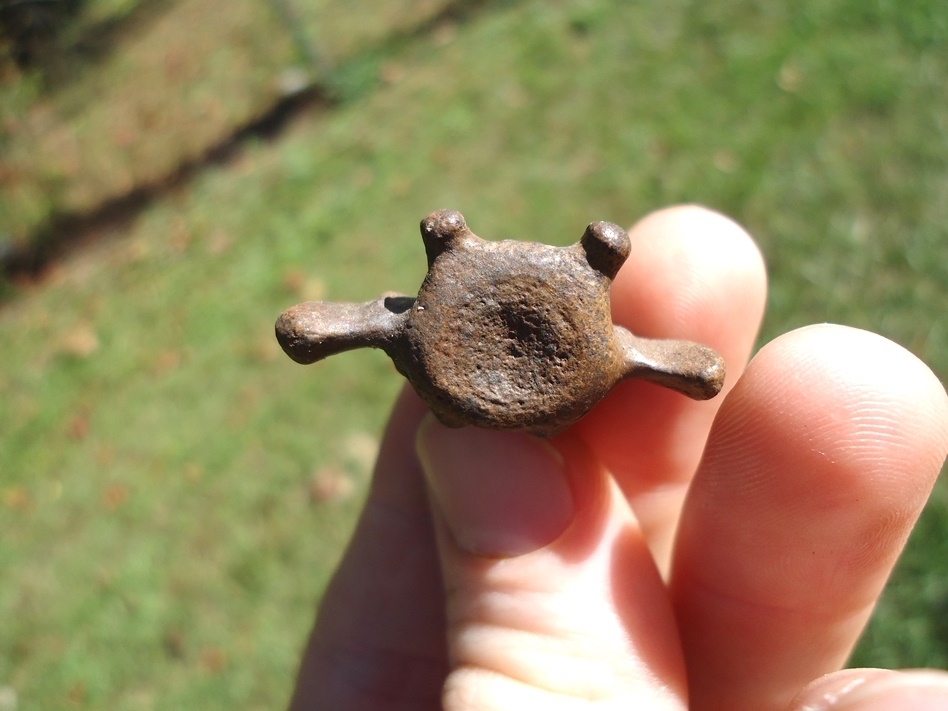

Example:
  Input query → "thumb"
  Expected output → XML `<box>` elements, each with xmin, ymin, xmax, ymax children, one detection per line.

<box><xmin>416</xmin><ymin>416</ymin><xmax>687</xmax><ymax>710</ymax></box>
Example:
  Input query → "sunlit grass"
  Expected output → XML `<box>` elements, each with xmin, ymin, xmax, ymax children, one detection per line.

<box><xmin>1</xmin><ymin>0</ymin><xmax>946</xmax><ymax>707</ymax></box>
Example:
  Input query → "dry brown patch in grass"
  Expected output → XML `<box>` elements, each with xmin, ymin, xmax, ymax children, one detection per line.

<box><xmin>2</xmin><ymin>0</ymin><xmax>296</xmax><ymax>239</ymax></box>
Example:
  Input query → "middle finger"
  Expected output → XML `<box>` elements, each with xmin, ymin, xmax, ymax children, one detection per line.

<box><xmin>574</xmin><ymin>205</ymin><xmax>766</xmax><ymax>571</ymax></box>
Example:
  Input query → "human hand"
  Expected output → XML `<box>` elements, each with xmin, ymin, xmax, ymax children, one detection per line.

<box><xmin>289</xmin><ymin>206</ymin><xmax>948</xmax><ymax>710</ymax></box>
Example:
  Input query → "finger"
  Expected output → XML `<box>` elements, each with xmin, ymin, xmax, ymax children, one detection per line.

<box><xmin>789</xmin><ymin>669</ymin><xmax>948</xmax><ymax>711</ymax></box>
<box><xmin>417</xmin><ymin>418</ymin><xmax>688</xmax><ymax>710</ymax></box>
<box><xmin>670</xmin><ymin>325</ymin><xmax>948</xmax><ymax>711</ymax></box>
<box><xmin>575</xmin><ymin>205</ymin><xmax>767</xmax><ymax>568</ymax></box>
<box><xmin>290</xmin><ymin>386</ymin><xmax>447</xmax><ymax>711</ymax></box>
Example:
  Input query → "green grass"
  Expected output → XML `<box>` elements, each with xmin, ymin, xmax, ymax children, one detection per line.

<box><xmin>1</xmin><ymin>0</ymin><xmax>947</xmax><ymax>707</ymax></box>
<box><xmin>0</xmin><ymin>0</ymin><xmax>454</xmax><ymax>247</ymax></box>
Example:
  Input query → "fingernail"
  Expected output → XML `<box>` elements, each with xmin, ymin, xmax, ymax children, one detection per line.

<box><xmin>795</xmin><ymin>669</ymin><xmax>948</xmax><ymax>711</ymax></box>
<box><xmin>416</xmin><ymin>417</ymin><xmax>573</xmax><ymax>557</ymax></box>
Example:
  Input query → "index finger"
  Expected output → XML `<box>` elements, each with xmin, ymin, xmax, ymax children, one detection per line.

<box><xmin>574</xmin><ymin>205</ymin><xmax>767</xmax><ymax>570</ymax></box>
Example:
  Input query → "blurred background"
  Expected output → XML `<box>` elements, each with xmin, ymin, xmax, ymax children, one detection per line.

<box><xmin>1</xmin><ymin>0</ymin><xmax>946</xmax><ymax>707</ymax></box>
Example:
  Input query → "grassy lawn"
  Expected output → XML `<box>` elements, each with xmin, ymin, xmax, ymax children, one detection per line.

<box><xmin>0</xmin><ymin>0</ymin><xmax>453</xmax><ymax>249</ymax></box>
<box><xmin>1</xmin><ymin>0</ymin><xmax>946</xmax><ymax>707</ymax></box>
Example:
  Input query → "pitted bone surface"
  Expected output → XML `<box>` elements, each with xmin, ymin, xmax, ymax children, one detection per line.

<box><xmin>276</xmin><ymin>210</ymin><xmax>725</xmax><ymax>436</ymax></box>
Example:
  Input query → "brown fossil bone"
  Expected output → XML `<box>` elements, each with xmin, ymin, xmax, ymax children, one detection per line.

<box><xmin>276</xmin><ymin>209</ymin><xmax>725</xmax><ymax>436</ymax></box>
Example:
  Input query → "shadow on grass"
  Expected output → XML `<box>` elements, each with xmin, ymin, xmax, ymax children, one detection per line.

<box><xmin>0</xmin><ymin>0</ymin><xmax>516</xmax><ymax>292</ymax></box>
<box><xmin>0</xmin><ymin>84</ymin><xmax>332</xmax><ymax>287</ymax></box>
<box><xmin>1</xmin><ymin>0</ymin><xmax>175</xmax><ymax>84</ymax></box>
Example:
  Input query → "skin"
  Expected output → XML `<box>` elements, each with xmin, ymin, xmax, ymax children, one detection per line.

<box><xmin>288</xmin><ymin>205</ymin><xmax>948</xmax><ymax>711</ymax></box>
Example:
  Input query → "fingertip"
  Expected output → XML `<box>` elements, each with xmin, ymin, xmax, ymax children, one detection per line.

<box><xmin>670</xmin><ymin>324</ymin><xmax>947</xmax><ymax>709</ymax></box>
<box><xmin>731</xmin><ymin>324</ymin><xmax>948</xmax><ymax>496</ymax></box>
<box><xmin>616</xmin><ymin>204</ymin><xmax>767</xmax><ymax>352</ymax></box>
<box><xmin>790</xmin><ymin>669</ymin><xmax>948</xmax><ymax>711</ymax></box>
<box><xmin>574</xmin><ymin>205</ymin><xmax>768</xmax><ymax>564</ymax></box>
<box><xmin>684</xmin><ymin>325</ymin><xmax>947</xmax><ymax>598</ymax></box>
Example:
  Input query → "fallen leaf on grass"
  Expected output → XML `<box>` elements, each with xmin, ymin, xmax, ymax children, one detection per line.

<box><xmin>282</xmin><ymin>269</ymin><xmax>326</xmax><ymax>301</ymax></box>
<box><xmin>282</xmin><ymin>267</ymin><xmax>305</xmax><ymax>294</ymax></box>
<box><xmin>249</xmin><ymin>335</ymin><xmax>282</xmax><ymax>363</ymax></box>
<box><xmin>103</xmin><ymin>483</ymin><xmax>129</xmax><ymax>511</ymax></box>
<box><xmin>68</xmin><ymin>412</ymin><xmax>90</xmax><ymax>440</ymax></box>
<box><xmin>58</xmin><ymin>324</ymin><xmax>99</xmax><ymax>358</ymax></box>
<box><xmin>206</xmin><ymin>228</ymin><xmax>231</xmax><ymax>255</ymax></box>
<box><xmin>777</xmin><ymin>61</ymin><xmax>803</xmax><ymax>92</ymax></box>
<box><xmin>309</xmin><ymin>467</ymin><xmax>355</xmax><ymax>504</ymax></box>
<box><xmin>379</xmin><ymin>60</ymin><xmax>405</xmax><ymax>85</ymax></box>
<box><xmin>169</xmin><ymin>219</ymin><xmax>192</xmax><ymax>253</ymax></box>
<box><xmin>153</xmin><ymin>349</ymin><xmax>182</xmax><ymax>373</ymax></box>
<box><xmin>200</xmin><ymin>646</ymin><xmax>227</xmax><ymax>673</ymax></box>
<box><xmin>184</xmin><ymin>463</ymin><xmax>203</xmax><ymax>481</ymax></box>
<box><xmin>344</xmin><ymin>432</ymin><xmax>380</xmax><ymax>475</ymax></box>
<box><xmin>68</xmin><ymin>680</ymin><xmax>86</xmax><ymax>705</ymax></box>
<box><xmin>96</xmin><ymin>444</ymin><xmax>115</xmax><ymax>466</ymax></box>
<box><xmin>2</xmin><ymin>486</ymin><xmax>31</xmax><ymax>511</ymax></box>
